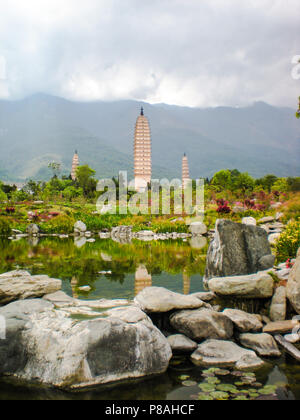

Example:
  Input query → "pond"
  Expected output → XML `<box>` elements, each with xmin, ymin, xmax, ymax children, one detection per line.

<box><xmin>0</xmin><ymin>236</ymin><xmax>299</xmax><ymax>401</ymax></box>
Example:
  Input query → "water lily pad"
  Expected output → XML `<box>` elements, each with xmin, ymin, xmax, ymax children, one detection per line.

<box><xmin>182</xmin><ymin>381</ymin><xmax>197</xmax><ymax>387</ymax></box>
<box><xmin>206</xmin><ymin>377</ymin><xmax>221</xmax><ymax>385</ymax></box>
<box><xmin>199</xmin><ymin>383</ymin><xmax>216</xmax><ymax>392</ymax></box>
<box><xmin>198</xmin><ymin>393</ymin><xmax>214</xmax><ymax>401</ymax></box>
<box><xmin>214</xmin><ymin>369</ymin><xmax>231</xmax><ymax>376</ymax></box>
<box><xmin>179</xmin><ymin>375</ymin><xmax>190</xmax><ymax>381</ymax></box>
<box><xmin>210</xmin><ymin>391</ymin><xmax>230</xmax><ymax>400</ymax></box>
<box><xmin>231</xmin><ymin>371</ymin><xmax>244</xmax><ymax>377</ymax></box>
<box><xmin>217</xmin><ymin>384</ymin><xmax>238</xmax><ymax>393</ymax></box>
<box><xmin>234</xmin><ymin>396</ymin><xmax>248</xmax><ymax>401</ymax></box>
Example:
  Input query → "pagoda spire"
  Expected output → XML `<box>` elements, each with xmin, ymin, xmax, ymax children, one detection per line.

<box><xmin>71</xmin><ymin>150</ymin><xmax>79</xmax><ymax>181</ymax></box>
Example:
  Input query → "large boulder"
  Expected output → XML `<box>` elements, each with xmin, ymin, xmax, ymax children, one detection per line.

<box><xmin>191</xmin><ymin>339</ymin><xmax>265</xmax><ymax>370</ymax></box>
<box><xmin>134</xmin><ymin>287</ymin><xmax>204</xmax><ymax>313</ymax></box>
<box><xmin>169</xmin><ymin>308</ymin><xmax>233</xmax><ymax>341</ymax></box>
<box><xmin>0</xmin><ymin>300</ymin><xmax>172</xmax><ymax>389</ymax></box>
<box><xmin>0</xmin><ymin>271</ymin><xmax>62</xmax><ymax>305</ymax></box>
<box><xmin>239</xmin><ymin>333</ymin><xmax>281</xmax><ymax>357</ymax></box>
<box><xmin>222</xmin><ymin>309</ymin><xmax>263</xmax><ymax>333</ymax></box>
<box><xmin>208</xmin><ymin>271</ymin><xmax>274</xmax><ymax>299</ymax></box>
<box><xmin>205</xmin><ymin>219</ymin><xmax>274</xmax><ymax>280</ymax></box>
<box><xmin>287</xmin><ymin>249</ymin><xmax>300</xmax><ymax>314</ymax></box>
<box><xmin>26</xmin><ymin>224</ymin><xmax>39</xmax><ymax>235</ymax></box>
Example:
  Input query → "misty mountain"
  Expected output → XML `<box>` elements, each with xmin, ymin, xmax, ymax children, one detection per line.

<box><xmin>0</xmin><ymin>93</ymin><xmax>299</xmax><ymax>183</ymax></box>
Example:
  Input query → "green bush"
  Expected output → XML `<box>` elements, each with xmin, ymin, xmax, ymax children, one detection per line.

<box><xmin>0</xmin><ymin>217</ymin><xmax>11</xmax><ymax>235</ymax></box>
<box><xmin>42</xmin><ymin>215</ymin><xmax>76</xmax><ymax>234</ymax></box>
<box><xmin>275</xmin><ymin>221</ymin><xmax>300</xmax><ymax>261</ymax></box>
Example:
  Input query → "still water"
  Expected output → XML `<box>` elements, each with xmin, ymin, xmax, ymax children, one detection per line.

<box><xmin>0</xmin><ymin>237</ymin><xmax>299</xmax><ymax>400</ymax></box>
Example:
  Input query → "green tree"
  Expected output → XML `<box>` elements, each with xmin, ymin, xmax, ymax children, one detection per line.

<box><xmin>0</xmin><ymin>189</ymin><xmax>7</xmax><ymax>203</ymax></box>
<box><xmin>272</xmin><ymin>178</ymin><xmax>289</xmax><ymax>193</ymax></box>
<box><xmin>211</xmin><ymin>170</ymin><xmax>232</xmax><ymax>191</ymax></box>
<box><xmin>256</xmin><ymin>174</ymin><xmax>278</xmax><ymax>193</ymax></box>
<box><xmin>234</xmin><ymin>172</ymin><xmax>255</xmax><ymax>193</ymax></box>
<box><xmin>76</xmin><ymin>165</ymin><xmax>97</xmax><ymax>198</ymax></box>
<box><xmin>48</xmin><ymin>162</ymin><xmax>61</xmax><ymax>178</ymax></box>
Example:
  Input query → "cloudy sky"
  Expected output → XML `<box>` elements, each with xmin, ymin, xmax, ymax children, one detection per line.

<box><xmin>0</xmin><ymin>0</ymin><xmax>299</xmax><ymax>107</ymax></box>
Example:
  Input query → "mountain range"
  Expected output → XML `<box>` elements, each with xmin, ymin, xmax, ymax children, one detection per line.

<box><xmin>0</xmin><ymin>93</ymin><xmax>299</xmax><ymax>183</ymax></box>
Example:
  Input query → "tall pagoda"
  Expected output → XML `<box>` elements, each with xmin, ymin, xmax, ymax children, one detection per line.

<box><xmin>182</xmin><ymin>153</ymin><xmax>191</xmax><ymax>188</ymax></box>
<box><xmin>71</xmin><ymin>150</ymin><xmax>79</xmax><ymax>181</ymax></box>
<box><xmin>134</xmin><ymin>107</ymin><xmax>152</xmax><ymax>192</ymax></box>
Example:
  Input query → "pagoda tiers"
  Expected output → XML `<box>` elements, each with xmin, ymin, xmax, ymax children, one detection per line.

<box><xmin>134</xmin><ymin>107</ymin><xmax>152</xmax><ymax>192</ymax></box>
<box><xmin>182</xmin><ymin>153</ymin><xmax>191</xmax><ymax>188</ymax></box>
<box><xmin>71</xmin><ymin>150</ymin><xmax>79</xmax><ymax>181</ymax></box>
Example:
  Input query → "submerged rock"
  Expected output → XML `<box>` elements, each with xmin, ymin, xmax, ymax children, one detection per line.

<box><xmin>205</xmin><ymin>219</ymin><xmax>274</xmax><ymax>280</ymax></box>
<box><xmin>134</xmin><ymin>287</ymin><xmax>204</xmax><ymax>313</ymax></box>
<box><xmin>0</xmin><ymin>271</ymin><xmax>62</xmax><ymax>305</ymax></box>
<box><xmin>0</xmin><ymin>299</ymin><xmax>172</xmax><ymax>389</ymax></box>
<box><xmin>167</xmin><ymin>334</ymin><xmax>198</xmax><ymax>354</ymax></box>
<box><xmin>191</xmin><ymin>339</ymin><xmax>265</xmax><ymax>370</ymax></box>
<box><xmin>208</xmin><ymin>271</ymin><xmax>274</xmax><ymax>299</ymax></box>
<box><xmin>223</xmin><ymin>309</ymin><xmax>263</xmax><ymax>333</ymax></box>
<box><xmin>239</xmin><ymin>333</ymin><xmax>281</xmax><ymax>357</ymax></box>
<box><xmin>170</xmin><ymin>308</ymin><xmax>233</xmax><ymax>341</ymax></box>
<box><xmin>286</xmin><ymin>248</ymin><xmax>300</xmax><ymax>315</ymax></box>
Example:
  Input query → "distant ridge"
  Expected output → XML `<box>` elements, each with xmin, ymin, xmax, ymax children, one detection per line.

<box><xmin>0</xmin><ymin>93</ymin><xmax>299</xmax><ymax>182</ymax></box>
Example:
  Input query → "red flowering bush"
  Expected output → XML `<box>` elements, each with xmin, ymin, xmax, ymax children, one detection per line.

<box><xmin>216</xmin><ymin>200</ymin><xmax>231</xmax><ymax>214</ymax></box>
<box><xmin>5</xmin><ymin>207</ymin><xmax>15</xmax><ymax>214</ymax></box>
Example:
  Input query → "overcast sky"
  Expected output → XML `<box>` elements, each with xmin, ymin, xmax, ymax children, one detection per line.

<box><xmin>0</xmin><ymin>0</ymin><xmax>299</xmax><ymax>107</ymax></box>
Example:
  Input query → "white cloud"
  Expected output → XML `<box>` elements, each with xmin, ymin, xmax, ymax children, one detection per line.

<box><xmin>0</xmin><ymin>0</ymin><xmax>299</xmax><ymax>107</ymax></box>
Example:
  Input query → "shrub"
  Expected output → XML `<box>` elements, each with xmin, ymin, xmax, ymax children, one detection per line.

<box><xmin>275</xmin><ymin>221</ymin><xmax>300</xmax><ymax>261</ymax></box>
<box><xmin>0</xmin><ymin>217</ymin><xmax>11</xmax><ymax>235</ymax></box>
<box><xmin>42</xmin><ymin>215</ymin><xmax>75</xmax><ymax>234</ymax></box>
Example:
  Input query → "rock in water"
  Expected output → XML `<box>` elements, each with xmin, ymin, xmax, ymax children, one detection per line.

<box><xmin>223</xmin><ymin>309</ymin><xmax>263</xmax><ymax>332</ymax></box>
<box><xmin>189</xmin><ymin>222</ymin><xmax>208</xmax><ymax>236</ymax></box>
<box><xmin>134</xmin><ymin>287</ymin><xmax>204</xmax><ymax>313</ymax></box>
<box><xmin>170</xmin><ymin>308</ymin><xmax>233</xmax><ymax>341</ymax></box>
<box><xmin>26</xmin><ymin>224</ymin><xmax>39</xmax><ymax>235</ymax></box>
<box><xmin>287</xmin><ymin>248</ymin><xmax>300</xmax><ymax>315</ymax></box>
<box><xmin>0</xmin><ymin>271</ymin><xmax>62</xmax><ymax>305</ymax></box>
<box><xmin>208</xmin><ymin>271</ymin><xmax>274</xmax><ymax>299</ymax></box>
<box><xmin>167</xmin><ymin>334</ymin><xmax>198</xmax><ymax>354</ymax></box>
<box><xmin>270</xmin><ymin>286</ymin><xmax>287</xmax><ymax>322</ymax></box>
<box><xmin>205</xmin><ymin>219</ymin><xmax>274</xmax><ymax>280</ymax></box>
<box><xmin>0</xmin><ymin>300</ymin><xmax>172</xmax><ymax>389</ymax></box>
<box><xmin>191</xmin><ymin>339</ymin><xmax>265</xmax><ymax>370</ymax></box>
<box><xmin>239</xmin><ymin>333</ymin><xmax>281</xmax><ymax>357</ymax></box>
<box><xmin>74</xmin><ymin>221</ymin><xmax>87</xmax><ymax>235</ymax></box>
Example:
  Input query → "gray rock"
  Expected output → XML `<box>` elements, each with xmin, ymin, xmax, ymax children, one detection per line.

<box><xmin>263</xmin><ymin>320</ymin><xmax>300</xmax><ymax>335</ymax></box>
<box><xmin>223</xmin><ymin>309</ymin><xmax>263</xmax><ymax>333</ymax></box>
<box><xmin>259</xmin><ymin>217</ymin><xmax>275</xmax><ymax>224</ymax></box>
<box><xmin>0</xmin><ymin>300</ymin><xmax>172</xmax><ymax>389</ymax></box>
<box><xmin>134</xmin><ymin>287</ymin><xmax>204</xmax><ymax>313</ymax></box>
<box><xmin>242</xmin><ymin>217</ymin><xmax>257</xmax><ymax>226</ymax></box>
<box><xmin>26</xmin><ymin>224</ymin><xmax>39</xmax><ymax>235</ymax></box>
<box><xmin>284</xmin><ymin>333</ymin><xmax>300</xmax><ymax>344</ymax></box>
<box><xmin>167</xmin><ymin>334</ymin><xmax>198</xmax><ymax>353</ymax></box>
<box><xmin>270</xmin><ymin>286</ymin><xmax>287</xmax><ymax>322</ymax></box>
<box><xmin>287</xmin><ymin>248</ymin><xmax>300</xmax><ymax>314</ymax></box>
<box><xmin>74</xmin><ymin>221</ymin><xmax>87</xmax><ymax>235</ymax></box>
<box><xmin>191</xmin><ymin>339</ymin><xmax>265</xmax><ymax>370</ymax></box>
<box><xmin>190</xmin><ymin>292</ymin><xmax>216</xmax><ymax>302</ymax></box>
<box><xmin>170</xmin><ymin>308</ymin><xmax>233</xmax><ymax>341</ymax></box>
<box><xmin>208</xmin><ymin>271</ymin><xmax>274</xmax><ymax>299</ymax></box>
<box><xmin>189</xmin><ymin>222</ymin><xmax>208</xmax><ymax>236</ymax></box>
<box><xmin>205</xmin><ymin>219</ymin><xmax>274</xmax><ymax>280</ymax></box>
<box><xmin>0</xmin><ymin>270</ymin><xmax>62</xmax><ymax>305</ymax></box>
<box><xmin>258</xmin><ymin>254</ymin><xmax>276</xmax><ymax>270</ymax></box>
<box><xmin>239</xmin><ymin>333</ymin><xmax>281</xmax><ymax>357</ymax></box>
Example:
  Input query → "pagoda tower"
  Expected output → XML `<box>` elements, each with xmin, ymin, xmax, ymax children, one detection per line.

<box><xmin>134</xmin><ymin>107</ymin><xmax>152</xmax><ymax>192</ymax></box>
<box><xmin>135</xmin><ymin>265</ymin><xmax>152</xmax><ymax>296</ymax></box>
<box><xmin>182</xmin><ymin>153</ymin><xmax>191</xmax><ymax>188</ymax></box>
<box><xmin>71</xmin><ymin>150</ymin><xmax>79</xmax><ymax>181</ymax></box>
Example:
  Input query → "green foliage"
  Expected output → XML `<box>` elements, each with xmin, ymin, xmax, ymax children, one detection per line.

<box><xmin>0</xmin><ymin>217</ymin><xmax>11</xmax><ymax>235</ymax></box>
<box><xmin>42</xmin><ymin>215</ymin><xmax>76</xmax><ymax>234</ymax></box>
<box><xmin>0</xmin><ymin>189</ymin><xmax>8</xmax><ymax>203</ymax></box>
<box><xmin>275</xmin><ymin>221</ymin><xmax>300</xmax><ymax>260</ymax></box>
<box><xmin>76</xmin><ymin>165</ymin><xmax>97</xmax><ymax>198</ymax></box>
